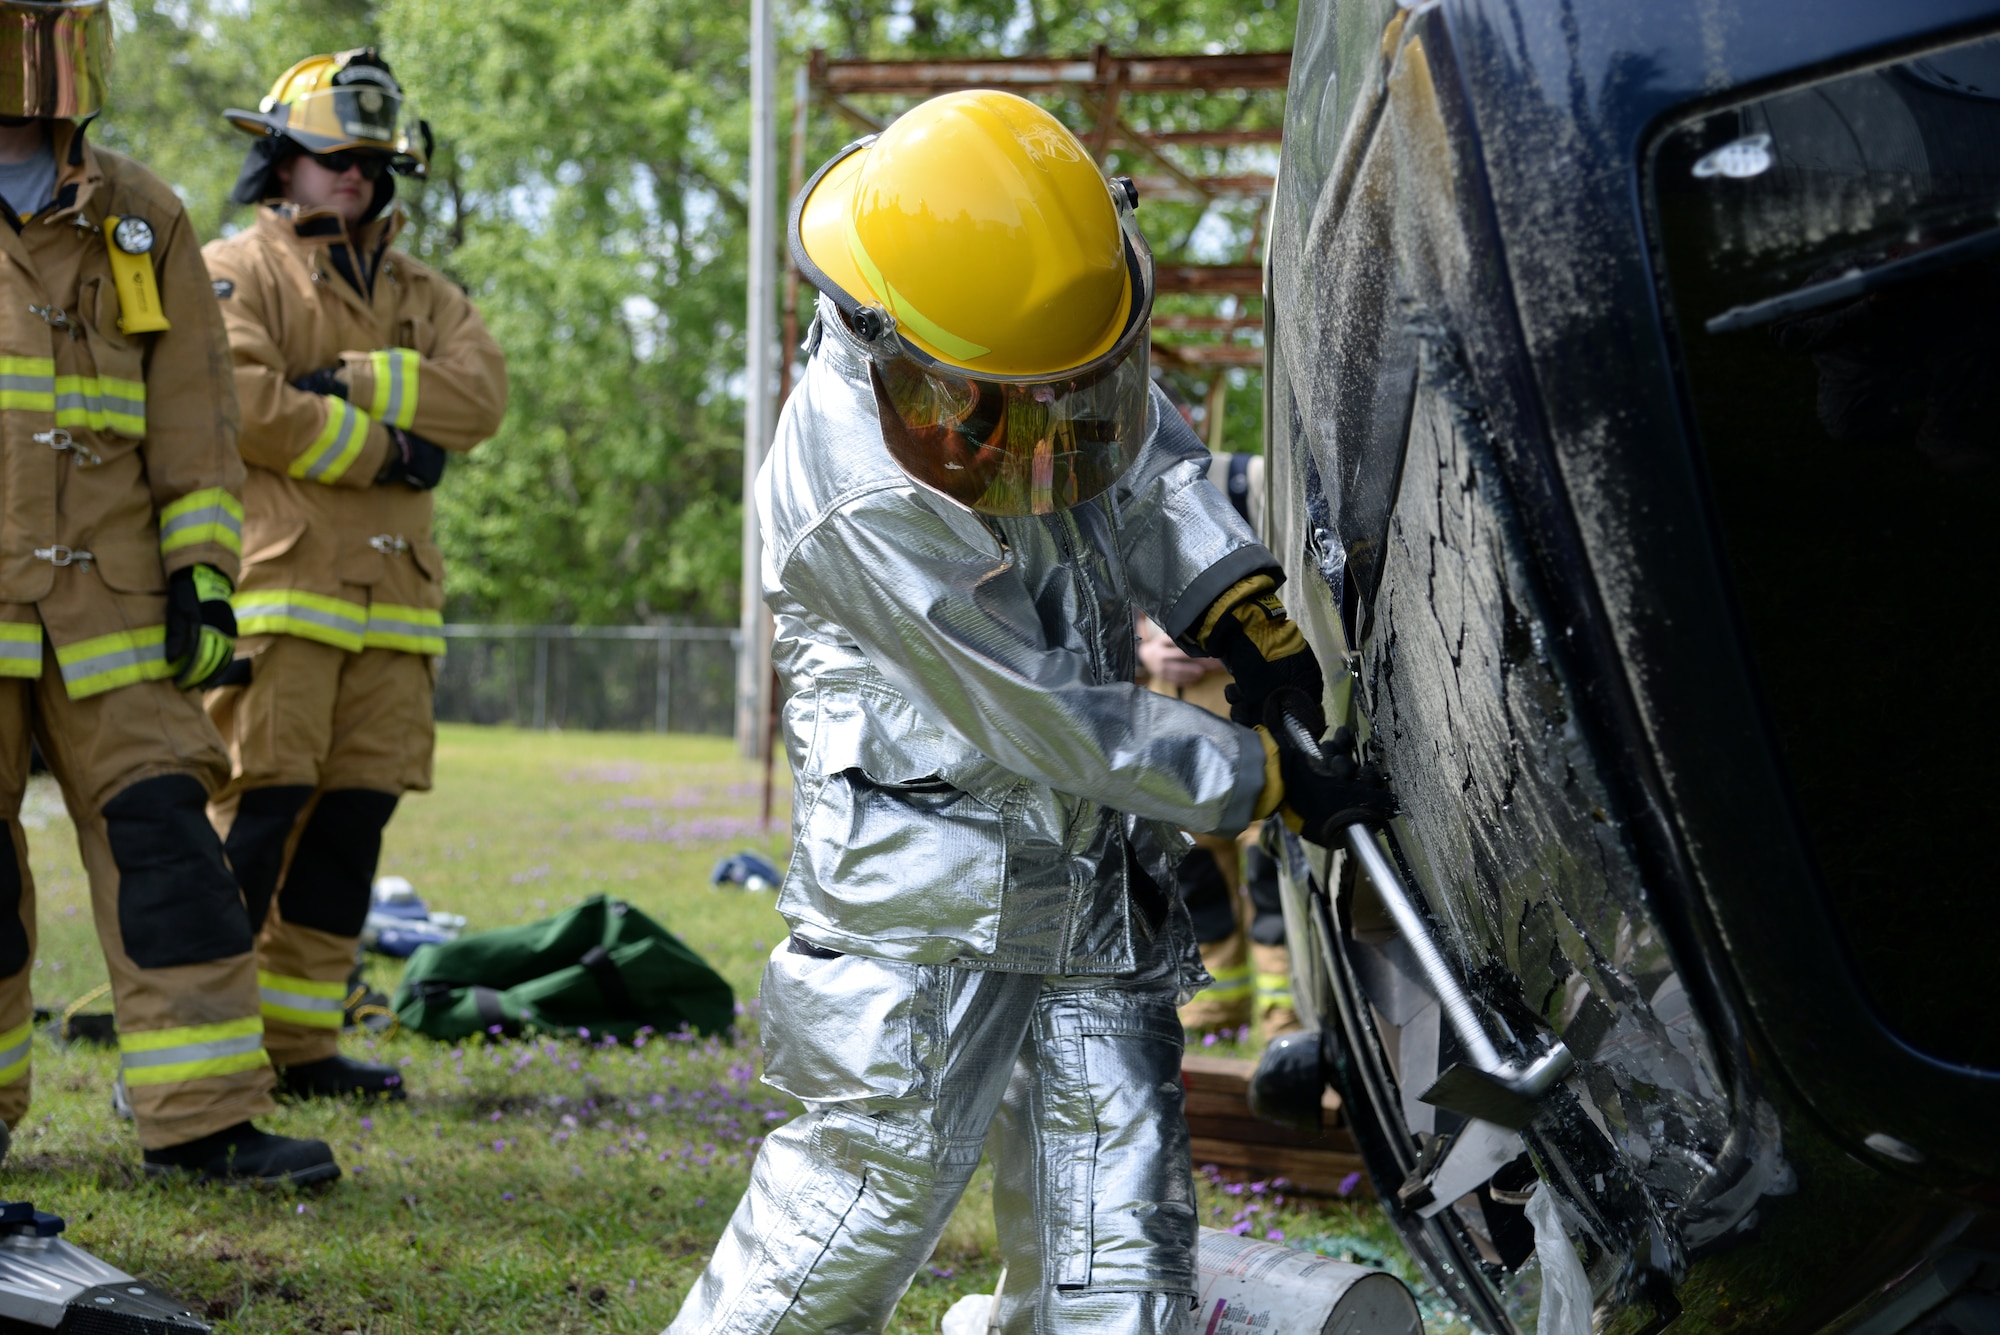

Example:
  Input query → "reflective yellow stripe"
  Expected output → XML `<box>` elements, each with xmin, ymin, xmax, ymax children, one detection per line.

<box><xmin>257</xmin><ymin>971</ymin><xmax>346</xmax><ymax>1000</ymax></box>
<box><xmin>0</xmin><ymin>1020</ymin><xmax>30</xmax><ymax>1086</ymax></box>
<box><xmin>0</xmin><ymin>623</ymin><xmax>40</xmax><ymax>679</ymax></box>
<box><xmin>362</xmin><ymin>602</ymin><xmax>445</xmax><ymax>655</ymax></box>
<box><xmin>53</xmin><ymin>374</ymin><xmax>146</xmax><ymax>437</ymax></box>
<box><xmin>365</xmin><ymin>348</ymin><xmax>420</xmax><ymax>429</ymax></box>
<box><xmin>1194</xmin><ymin>962</ymin><xmax>1253</xmax><ymax>1002</ymax></box>
<box><xmin>158</xmin><ymin>487</ymin><xmax>243</xmax><ymax>557</ymax></box>
<box><xmin>52</xmin><ymin>625</ymin><xmax>171</xmax><ymax>698</ymax></box>
<box><xmin>258</xmin><ymin>970</ymin><xmax>346</xmax><ymax>1029</ymax></box>
<box><xmin>843</xmin><ymin>209</ymin><xmax>991</xmax><ymax>362</ymax></box>
<box><xmin>232</xmin><ymin>589</ymin><xmax>367</xmax><ymax>652</ymax></box>
<box><xmin>291</xmin><ymin>398</ymin><xmax>371</xmax><ymax>484</ymax></box>
<box><xmin>0</xmin><ymin>356</ymin><xmax>54</xmax><ymax>412</ymax></box>
<box><xmin>119</xmin><ymin>1016</ymin><xmax>262</xmax><ymax>1052</ymax></box>
<box><xmin>1255</xmin><ymin>971</ymin><xmax>1293</xmax><ymax>1000</ymax></box>
<box><xmin>0</xmin><ymin>359</ymin><xmax>146</xmax><ymax>433</ymax></box>
<box><xmin>119</xmin><ymin>1015</ymin><xmax>268</xmax><ymax>1088</ymax></box>
<box><xmin>124</xmin><ymin>1051</ymin><xmax>270</xmax><ymax>1086</ymax></box>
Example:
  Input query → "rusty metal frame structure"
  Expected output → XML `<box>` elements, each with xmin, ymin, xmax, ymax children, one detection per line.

<box><xmin>780</xmin><ymin>45</ymin><xmax>1289</xmax><ymax>403</ymax></box>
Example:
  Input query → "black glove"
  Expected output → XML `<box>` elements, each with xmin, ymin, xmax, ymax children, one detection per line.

<box><xmin>1265</xmin><ymin>688</ymin><xmax>1396</xmax><ymax>842</ymax></box>
<box><xmin>1199</xmin><ymin>579</ymin><xmax>1325</xmax><ymax>727</ymax></box>
<box><xmin>290</xmin><ymin>366</ymin><xmax>347</xmax><ymax>399</ymax></box>
<box><xmin>165</xmin><ymin>565</ymin><xmax>238</xmax><ymax>690</ymax></box>
<box><xmin>376</xmin><ymin>427</ymin><xmax>448</xmax><ymax>489</ymax></box>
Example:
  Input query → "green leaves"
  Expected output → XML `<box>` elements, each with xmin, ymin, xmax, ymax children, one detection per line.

<box><xmin>105</xmin><ymin>0</ymin><xmax>1291</xmax><ymax>625</ymax></box>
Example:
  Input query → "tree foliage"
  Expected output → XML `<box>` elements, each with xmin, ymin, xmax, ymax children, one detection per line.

<box><xmin>102</xmin><ymin>0</ymin><xmax>1293</xmax><ymax>625</ymax></box>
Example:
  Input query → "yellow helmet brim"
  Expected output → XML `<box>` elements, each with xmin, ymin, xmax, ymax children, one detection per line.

<box><xmin>795</xmin><ymin>147</ymin><xmax>873</xmax><ymax>338</ymax></box>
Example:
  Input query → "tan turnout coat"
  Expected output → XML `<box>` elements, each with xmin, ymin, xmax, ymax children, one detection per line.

<box><xmin>201</xmin><ymin>206</ymin><xmax>506</xmax><ymax>656</ymax></box>
<box><xmin>0</xmin><ymin>121</ymin><xmax>245</xmax><ymax>698</ymax></box>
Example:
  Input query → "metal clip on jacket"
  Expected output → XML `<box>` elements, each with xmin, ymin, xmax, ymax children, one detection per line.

<box><xmin>368</xmin><ymin>533</ymin><xmax>409</xmax><ymax>555</ymax></box>
<box><xmin>33</xmin><ymin>546</ymin><xmax>92</xmax><ymax>571</ymax></box>
<box><xmin>28</xmin><ymin>303</ymin><xmax>74</xmax><ymax>335</ymax></box>
<box><xmin>35</xmin><ymin>429</ymin><xmax>101</xmax><ymax>468</ymax></box>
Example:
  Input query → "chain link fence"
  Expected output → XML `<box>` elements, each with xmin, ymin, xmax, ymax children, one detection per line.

<box><xmin>433</xmin><ymin>625</ymin><xmax>741</xmax><ymax>735</ymax></box>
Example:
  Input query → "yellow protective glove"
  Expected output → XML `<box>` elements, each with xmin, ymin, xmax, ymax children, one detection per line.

<box><xmin>166</xmin><ymin>564</ymin><xmax>237</xmax><ymax>690</ymax></box>
<box><xmin>1258</xmin><ymin>692</ymin><xmax>1399</xmax><ymax>843</ymax></box>
<box><xmin>1190</xmin><ymin>573</ymin><xmax>1324</xmax><ymax>727</ymax></box>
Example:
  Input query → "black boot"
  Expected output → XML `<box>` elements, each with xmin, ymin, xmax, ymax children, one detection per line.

<box><xmin>275</xmin><ymin>1053</ymin><xmax>408</xmax><ymax>1101</ymax></box>
<box><xmin>142</xmin><ymin>1121</ymin><xmax>339</xmax><ymax>1186</ymax></box>
<box><xmin>1248</xmin><ymin>1029</ymin><xmax>1333</xmax><ymax>1132</ymax></box>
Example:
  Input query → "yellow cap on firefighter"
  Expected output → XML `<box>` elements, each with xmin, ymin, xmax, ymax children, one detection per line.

<box><xmin>796</xmin><ymin>90</ymin><xmax>1133</xmax><ymax>378</ymax></box>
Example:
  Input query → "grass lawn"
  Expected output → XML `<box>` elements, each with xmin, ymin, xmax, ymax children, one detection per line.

<box><xmin>10</xmin><ymin>724</ymin><xmax>1431</xmax><ymax>1334</ymax></box>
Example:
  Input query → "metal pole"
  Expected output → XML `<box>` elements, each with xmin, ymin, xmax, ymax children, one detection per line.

<box><xmin>655</xmin><ymin>627</ymin><xmax>673</xmax><ymax>734</ymax></box>
<box><xmin>736</xmin><ymin>0</ymin><xmax>778</xmax><ymax>757</ymax></box>
<box><xmin>779</xmin><ymin>62</ymin><xmax>809</xmax><ymax>408</ymax></box>
<box><xmin>532</xmin><ymin>630</ymin><xmax>549</xmax><ymax>731</ymax></box>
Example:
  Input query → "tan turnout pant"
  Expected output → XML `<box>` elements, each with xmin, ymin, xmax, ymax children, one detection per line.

<box><xmin>206</xmin><ymin>633</ymin><xmax>434</xmax><ymax>1066</ymax></box>
<box><xmin>0</xmin><ymin>643</ymin><xmax>275</xmax><ymax>1149</ymax></box>
<box><xmin>1177</xmin><ymin>830</ymin><xmax>1252</xmax><ymax>1032</ymax></box>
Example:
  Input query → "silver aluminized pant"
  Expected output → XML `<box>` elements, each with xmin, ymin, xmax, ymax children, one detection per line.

<box><xmin>667</xmin><ymin>939</ymin><xmax>1196</xmax><ymax>1335</ymax></box>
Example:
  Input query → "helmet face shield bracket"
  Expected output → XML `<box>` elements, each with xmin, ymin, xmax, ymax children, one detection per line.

<box><xmin>789</xmin><ymin>136</ymin><xmax>897</xmax><ymax>352</ymax></box>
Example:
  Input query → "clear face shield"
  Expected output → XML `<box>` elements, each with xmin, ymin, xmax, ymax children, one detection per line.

<box><xmin>856</xmin><ymin>190</ymin><xmax>1156</xmax><ymax>518</ymax></box>
<box><xmin>869</xmin><ymin>329</ymin><xmax>1152</xmax><ymax>517</ymax></box>
<box><xmin>0</xmin><ymin>0</ymin><xmax>110</xmax><ymax>120</ymax></box>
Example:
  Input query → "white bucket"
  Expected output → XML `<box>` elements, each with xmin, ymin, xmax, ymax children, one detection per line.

<box><xmin>939</xmin><ymin>1231</ymin><xmax>1423</xmax><ymax>1335</ymax></box>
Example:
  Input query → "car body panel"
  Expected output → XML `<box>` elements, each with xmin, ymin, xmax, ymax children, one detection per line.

<box><xmin>1263</xmin><ymin>0</ymin><xmax>2000</xmax><ymax>1329</ymax></box>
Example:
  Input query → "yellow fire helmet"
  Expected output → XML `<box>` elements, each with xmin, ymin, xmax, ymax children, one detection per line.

<box><xmin>225</xmin><ymin>48</ymin><xmax>429</xmax><ymax>175</ymax></box>
<box><xmin>0</xmin><ymin>0</ymin><xmax>112</xmax><ymax>119</ymax></box>
<box><xmin>791</xmin><ymin>89</ymin><xmax>1157</xmax><ymax>517</ymax></box>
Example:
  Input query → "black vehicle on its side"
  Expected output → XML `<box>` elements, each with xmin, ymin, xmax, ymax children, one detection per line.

<box><xmin>1258</xmin><ymin>0</ymin><xmax>2000</xmax><ymax>1330</ymax></box>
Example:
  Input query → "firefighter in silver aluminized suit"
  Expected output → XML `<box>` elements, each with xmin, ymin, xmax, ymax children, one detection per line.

<box><xmin>669</xmin><ymin>91</ymin><xmax>1376</xmax><ymax>1335</ymax></box>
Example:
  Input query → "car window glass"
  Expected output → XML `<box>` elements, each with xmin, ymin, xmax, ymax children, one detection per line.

<box><xmin>1648</xmin><ymin>29</ymin><xmax>2000</xmax><ymax>1069</ymax></box>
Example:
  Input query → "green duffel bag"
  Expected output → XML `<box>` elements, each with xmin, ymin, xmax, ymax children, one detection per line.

<box><xmin>392</xmin><ymin>894</ymin><xmax>735</xmax><ymax>1041</ymax></box>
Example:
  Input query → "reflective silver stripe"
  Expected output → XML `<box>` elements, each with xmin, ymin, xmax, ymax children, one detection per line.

<box><xmin>57</xmin><ymin>637</ymin><xmax>165</xmax><ymax>686</ymax></box>
<box><xmin>259</xmin><ymin>983</ymin><xmax>343</xmax><ymax>1014</ymax></box>
<box><xmin>240</xmin><ymin>599</ymin><xmax>364</xmax><ymax>637</ymax></box>
<box><xmin>102</xmin><ymin>384</ymin><xmax>143</xmax><ymax>415</ymax></box>
<box><xmin>0</xmin><ymin>373</ymin><xmax>50</xmax><ymax>395</ymax></box>
<box><xmin>304</xmin><ymin>403</ymin><xmax>361</xmax><ymax>481</ymax></box>
<box><xmin>159</xmin><ymin>503</ymin><xmax>236</xmax><ymax>542</ymax></box>
<box><xmin>0</xmin><ymin>1032</ymin><xmax>28</xmax><ymax>1076</ymax></box>
<box><xmin>366</xmin><ymin>613</ymin><xmax>437</xmax><ymax>639</ymax></box>
<box><xmin>381</xmin><ymin>353</ymin><xmax>406</xmax><ymax>426</ymax></box>
<box><xmin>120</xmin><ymin>1032</ymin><xmax>264</xmax><ymax>1070</ymax></box>
<box><xmin>0</xmin><ymin>638</ymin><xmax>37</xmax><ymax>664</ymax></box>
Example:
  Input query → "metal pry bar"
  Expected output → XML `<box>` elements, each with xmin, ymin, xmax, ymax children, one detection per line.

<box><xmin>1271</xmin><ymin>686</ymin><xmax>1573</xmax><ymax>1129</ymax></box>
<box><xmin>1342</xmin><ymin>824</ymin><xmax>1574</xmax><ymax>1131</ymax></box>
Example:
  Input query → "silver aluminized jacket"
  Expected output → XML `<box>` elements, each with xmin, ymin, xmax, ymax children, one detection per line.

<box><xmin>672</xmin><ymin>306</ymin><xmax>1276</xmax><ymax>1335</ymax></box>
<box><xmin>763</xmin><ymin>303</ymin><xmax>1277</xmax><ymax>976</ymax></box>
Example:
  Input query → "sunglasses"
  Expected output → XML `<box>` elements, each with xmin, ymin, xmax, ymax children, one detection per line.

<box><xmin>308</xmin><ymin>149</ymin><xmax>391</xmax><ymax>181</ymax></box>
